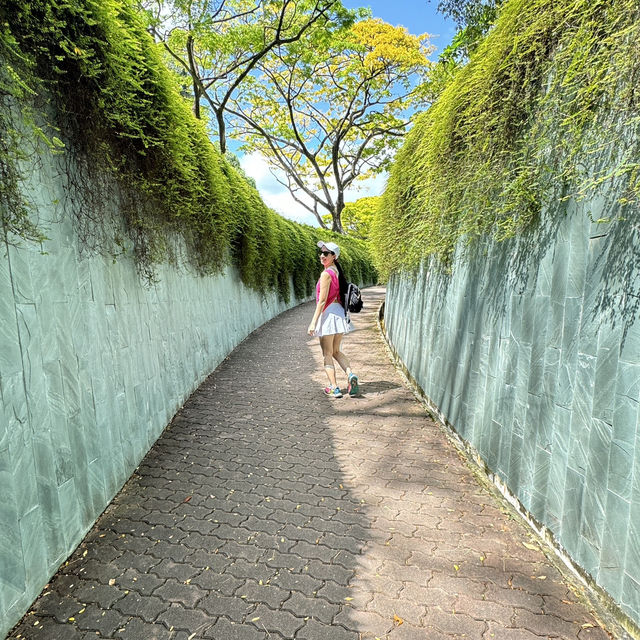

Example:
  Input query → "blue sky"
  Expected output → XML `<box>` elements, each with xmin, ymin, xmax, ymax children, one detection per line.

<box><xmin>240</xmin><ymin>1</ymin><xmax>458</xmax><ymax>226</ymax></box>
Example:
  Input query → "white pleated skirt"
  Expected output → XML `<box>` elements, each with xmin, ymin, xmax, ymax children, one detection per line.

<box><xmin>313</xmin><ymin>302</ymin><xmax>353</xmax><ymax>337</ymax></box>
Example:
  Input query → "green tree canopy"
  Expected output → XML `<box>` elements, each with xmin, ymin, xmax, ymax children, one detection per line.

<box><xmin>140</xmin><ymin>0</ymin><xmax>350</xmax><ymax>152</ymax></box>
<box><xmin>432</xmin><ymin>0</ymin><xmax>501</xmax><ymax>29</ymax></box>
<box><xmin>427</xmin><ymin>0</ymin><xmax>503</xmax><ymax>96</ymax></box>
<box><xmin>340</xmin><ymin>196</ymin><xmax>380</xmax><ymax>240</ymax></box>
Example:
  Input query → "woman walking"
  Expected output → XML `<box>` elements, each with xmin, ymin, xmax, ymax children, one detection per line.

<box><xmin>307</xmin><ymin>241</ymin><xmax>359</xmax><ymax>398</ymax></box>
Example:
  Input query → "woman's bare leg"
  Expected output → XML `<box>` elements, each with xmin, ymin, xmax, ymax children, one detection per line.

<box><xmin>332</xmin><ymin>334</ymin><xmax>352</xmax><ymax>378</ymax></box>
<box><xmin>319</xmin><ymin>336</ymin><xmax>338</xmax><ymax>387</ymax></box>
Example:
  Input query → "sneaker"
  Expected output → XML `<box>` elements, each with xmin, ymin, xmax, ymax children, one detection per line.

<box><xmin>324</xmin><ymin>386</ymin><xmax>343</xmax><ymax>398</ymax></box>
<box><xmin>347</xmin><ymin>374</ymin><xmax>359</xmax><ymax>396</ymax></box>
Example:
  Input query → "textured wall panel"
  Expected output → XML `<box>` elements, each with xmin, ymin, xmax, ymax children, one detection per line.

<box><xmin>384</xmin><ymin>200</ymin><xmax>640</xmax><ymax>626</ymax></box>
<box><xmin>0</xmin><ymin>153</ymin><xmax>304</xmax><ymax>637</ymax></box>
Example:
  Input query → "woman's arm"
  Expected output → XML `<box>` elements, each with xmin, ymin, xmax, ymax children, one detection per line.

<box><xmin>307</xmin><ymin>272</ymin><xmax>331</xmax><ymax>335</ymax></box>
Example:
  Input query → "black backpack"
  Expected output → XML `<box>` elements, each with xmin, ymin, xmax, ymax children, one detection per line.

<box><xmin>345</xmin><ymin>283</ymin><xmax>363</xmax><ymax>313</ymax></box>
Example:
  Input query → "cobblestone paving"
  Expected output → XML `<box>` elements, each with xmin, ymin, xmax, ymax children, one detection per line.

<box><xmin>9</xmin><ymin>287</ymin><xmax>615</xmax><ymax>640</ymax></box>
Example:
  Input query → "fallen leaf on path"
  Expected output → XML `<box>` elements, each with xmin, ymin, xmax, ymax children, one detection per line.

<box><xmin>522</xmin><ymin>542</ymin><xmax>538</xmax><ymax>551</ymax></box>
<box><xmin>393</xmin><ymin>614</ymin><xmax>404</xmax><ymax>626</ymax></box>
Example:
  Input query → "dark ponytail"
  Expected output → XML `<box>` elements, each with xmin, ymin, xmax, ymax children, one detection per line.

<box><xmin>334</xmin><ymin>258</ymin><xmax>349</xmax><ymax>308</ymax></box>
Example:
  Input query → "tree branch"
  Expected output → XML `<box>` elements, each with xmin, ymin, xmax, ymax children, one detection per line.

<box><xmin>228</xmin><ymin>105</ymin><xmax>334</xmax><ymax>215</ymax></box>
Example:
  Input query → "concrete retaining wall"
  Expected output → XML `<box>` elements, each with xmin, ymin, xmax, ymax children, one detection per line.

<box><xmin>383</xmin><ymin>197</ymin><xmax>640</xmax><ymax>628</ymax></box>
<box><xmin>0</xmin><ymin>151</ymin><xmax>302</xmax><ymax>636</ymax></box>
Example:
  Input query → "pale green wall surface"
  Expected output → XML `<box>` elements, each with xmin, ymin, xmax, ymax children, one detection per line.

<box><xmin>384</xmin><ymin>200</ymin><xmax>640</xmax><ymax>627</ymax></box>
<box><xmin>0</xmin><ymin>153</ymin><xmax>302</xmax><ymax>637</ymax></box>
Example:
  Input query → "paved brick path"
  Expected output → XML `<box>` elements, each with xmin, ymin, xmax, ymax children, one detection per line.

<box><xmin>9</xmin><ymin>286</ymin><xmax>615</xmax><ymax>640</ymax></box>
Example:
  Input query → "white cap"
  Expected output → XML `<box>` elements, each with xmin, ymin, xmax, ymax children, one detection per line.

<box><xmin>317</xmin><ymin>241</ymin><xmax>340</xmax><ymax>258</ymax></box>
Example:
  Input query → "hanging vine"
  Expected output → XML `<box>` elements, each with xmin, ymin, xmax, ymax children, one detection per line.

<box><xmin>0</xmin><ymin>0</ymin><xmax>376</xmax><ymax>294</ymax></box>
<box><xmin>370</xmin><ymin>0</ymin><xmax>640</xmax><ymax>279</ymax></box>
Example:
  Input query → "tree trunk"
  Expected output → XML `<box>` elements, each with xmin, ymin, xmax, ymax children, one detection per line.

<box><xmin>193</xmin><ymin>86</ymin><xmax>201</xmax><ymax>119</ymax></box>
<box><xmin>217</xmin><ymin>108</ymin><xmax>227</xmax><ymax>154</ymax></box>
<box><xmin>186</xmin><ymin>35</ymin><xmax>201</xmax><ymax>120</ymax></box>
<box><xmin>332</xmin><ymin>195</ymin><xmax>344</xmax><ymax>233</ymax></box>
<box><xmin>332</xmin><ymin>213</ymin><xmax>344</xmax><ymax>233</ymax></box>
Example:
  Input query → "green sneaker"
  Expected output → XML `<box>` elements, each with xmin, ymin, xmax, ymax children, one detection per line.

<box><xmin>347</xmin><ymin>374</ymin><xmax>359</xmax><ymax>396</ymax></box>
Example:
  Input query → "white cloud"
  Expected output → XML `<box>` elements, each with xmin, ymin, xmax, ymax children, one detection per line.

<box><xmin>240</xmin><ymin>152</ymin><xmax>314</xmax><ymax>224</ymax></box>
<box><xmin>239</xmin><ymin>151</ymin><xmax>387</xmax><ymax>227</ymax></box>
<box><xmin>239</xmin><ymin>152</ymin><xmax>278</xmax><ymax>191</ymax></box>
<box><xmin>344</xmin><ymin>172</ymin><xmax>388</xmax><ymax>202</ymax></box>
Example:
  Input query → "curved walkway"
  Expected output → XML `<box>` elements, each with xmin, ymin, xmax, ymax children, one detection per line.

<box><xmin>9</xmin><ymin>287</ymin><xmax>613</xmax><ymax>640</ymax></box>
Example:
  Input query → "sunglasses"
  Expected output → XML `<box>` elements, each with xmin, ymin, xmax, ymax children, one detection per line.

<box><xmin>319</xmin><ymin>250</ymin><xmax>333</xmax><ymax>256</ymax></box>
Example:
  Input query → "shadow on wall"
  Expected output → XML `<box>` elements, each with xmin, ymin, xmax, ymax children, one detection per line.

<box><xmin>592</xmin><ymin>207</ymin><xmax>640</xmax><ymax>344</ymax></box>
<box><xmin>383</xmin><ymin>159</ymin><xmax>640</xmax><ymax>627</ymax></box>
<box><xmin>461</xmin><ymin>169</ymin><xmax>640</xmax><ymax>351</ymax></box>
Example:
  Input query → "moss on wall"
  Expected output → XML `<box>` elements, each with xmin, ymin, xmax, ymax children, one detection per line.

<box><xmin>0</xmin><ymin>0</ymin><xmax>375</xmax><ymax>293</ymax></box>
<box><xmin>370</xmin><ymin>0</ymin><xmax>640</xmax><ymax>279</ymax></box>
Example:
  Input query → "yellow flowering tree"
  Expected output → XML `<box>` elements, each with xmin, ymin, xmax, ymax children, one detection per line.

<box><xmin>228</xmin><ymin>18</ymin><xmax>432</xmax><ymax>232</ymax></box>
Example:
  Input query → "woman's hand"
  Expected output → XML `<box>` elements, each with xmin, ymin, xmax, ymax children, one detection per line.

<box><xmin>307</xmin><ymin>322</ymin><xmax>316</xmax><ymax>336</ymax></box>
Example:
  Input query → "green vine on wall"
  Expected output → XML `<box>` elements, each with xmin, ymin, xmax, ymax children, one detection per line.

<box><xmin>0</xmin><ymin>20</ymin><xmax>52</xmax><ymax>245</ymax></box>
<box><xmin>0</xmin><ymin>0</ymin><xmax>375</xmax><ymax>296</ymax></box>
<box><xmin>370</xmin><ymin>0</ymin><xmax>640</xmax><ymax>279</ymax></box>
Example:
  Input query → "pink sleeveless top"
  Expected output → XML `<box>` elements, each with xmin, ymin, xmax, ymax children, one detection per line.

<box><xmin>316</xmin><ymin>268</ymin><xmax>341</xmax><ymax>310</ymax></box>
